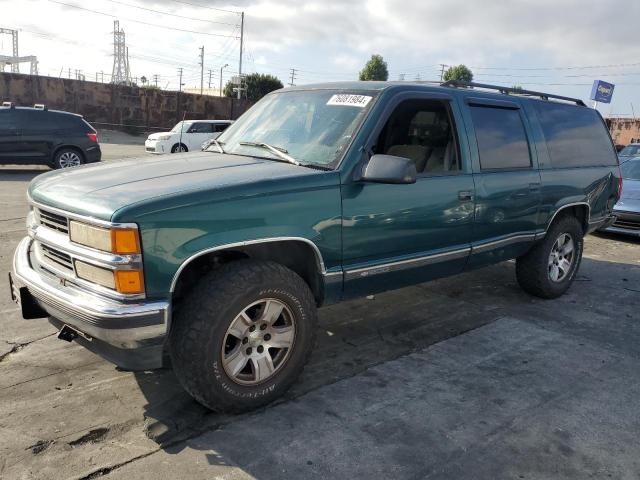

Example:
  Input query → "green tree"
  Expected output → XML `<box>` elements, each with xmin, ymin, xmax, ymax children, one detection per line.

<box><xmin>359</xmin><ymin>54</ymin><xmax>389</xmax><ymax>81</ymax></box>
<box><xmin>443</xmin><ymin>64</ymin><xmax>474</xmax><ymax>83</ymax></box>
<box><xmin>223</xmin><ymin>73</ymin><xmax>284</xmax><ymax>102</ymax></box>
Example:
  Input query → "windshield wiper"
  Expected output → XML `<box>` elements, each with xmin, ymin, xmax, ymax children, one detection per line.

<box><xmin>211</xmin><ymin>138</ymin><xmax>225</xmax><ymax>154</ymax></box>
<box><xmin>239</xmin><ymin>141</ymin><xmax>300</xmax><ymax>166</ymax></box>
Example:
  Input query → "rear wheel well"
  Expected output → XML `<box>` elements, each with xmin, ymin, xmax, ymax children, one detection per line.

<box><xmin>51</xmin><ymin>145</ymin><xmax>85</xmax><ymax>165</ymax></box>
<box><xmin>171</xmin><ymin>241</ymin><xmax>324</xmax><ymax>322</ymax></box>
<box><xmin>549</xmin><ymin>204</ymin><xmax>589</xmax><ymax>234</ymax></box>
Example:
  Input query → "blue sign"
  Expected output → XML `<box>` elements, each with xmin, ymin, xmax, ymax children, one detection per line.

<box><xmin>590</xmin><ymin>80</ymin><xmax>615</xmax><ymax>103</ymax></box>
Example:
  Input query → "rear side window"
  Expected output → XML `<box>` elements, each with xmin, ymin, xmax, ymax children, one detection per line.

<box><xmin>17</xmin><ymin>110</ymin><xmax>55</xmax><ymax>132</ymax></box>
<box><xmin>534</xmin><ymin>102</ymin><xmax>617</xmax><ymax>167</ymax></box>
<box><xmin>469</xmin><ymin>105</ymin><xmax>531</xmax><ymax>170</ymax></box>
<box><xmin>0</xmin><ymin>109</ymin><xmax>15</xmax><ymax>130</ymax></box>
<box><xmin>215</xmin><ymin>123</ymin><xmax>230</xmax><ymax>133</ymax></box>
<box><xmin>190</xmin><ymin>122</ymin><xmax>214</xmax><ymax>133</ymax></box>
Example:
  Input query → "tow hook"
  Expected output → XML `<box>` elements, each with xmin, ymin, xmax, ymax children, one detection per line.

<box><xmin>58</xmin><ymin>325</ymin><xmax>92</xmax><ymax>342</ymax></box>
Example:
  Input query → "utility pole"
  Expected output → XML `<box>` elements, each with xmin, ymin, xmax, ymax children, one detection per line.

<box><xmin>178</xmin><ymin>67</ymin><xmax>184</xmax><ymax>92</ymax></box>
<box><xmin>237</xmin><ymin>11</ymin><xmax>244</xmax><ymax>99</ymax></box>
<box><xmin>153</xmin><ymin>74</ymin><xmax>158</xmax><ymax>87</ymax></box>
<box><xmin>199</xmin><ymin>46</ymin><xmax>204</xmax><ymax>94</ymax></box>
<box><xmin>220</xmin><ymin>63</ymin><xmax>229</xmax><ymax>97</ymax></box>
<box><xmin>68</xmin><ymin>67</ymin><xmax>71</xmax><ymax>79</ymax></box>
<box><xmin>101</xmin><ymin>71</ymin><xmax>104</xmax><ymax>83</ymax></box>
<box><xmin>289</xmin><ymin>68</ymin><xmax>297</xmax><ymax>87</ymax></box>
<box><xmin>207</xmin><ymin>69</ymin><xmax>212</xmax><ymax>89</ymax></box>
<box><xmin>398</xmin><ymin>73</ymin><xmax>405</xmax><ymax>81</ymax></box>
<box><xmin>439</xmin><ymin>63</ymin><xmax>447</xmax><ymax>82</ymax></box>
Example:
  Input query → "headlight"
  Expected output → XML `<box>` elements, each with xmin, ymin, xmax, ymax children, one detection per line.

<box><xmin>158</xmin><ymin>134</ymin><xmax>172</xmax><ymax>141</ymax></box>
<box><xmin>69</xmin><ymin>221</ymin><xmax>141</xmax><ymax>254</ymax></box>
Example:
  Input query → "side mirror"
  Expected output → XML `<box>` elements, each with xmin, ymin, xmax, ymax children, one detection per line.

<box><xmin>361</xmin><ymin>154</ymin><xmax>417</xmax><ymax>184</ymax></box>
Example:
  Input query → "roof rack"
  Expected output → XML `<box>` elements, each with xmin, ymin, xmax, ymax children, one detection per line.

<box><xmin>2</xmin><ymin>101</ymin><xmax>14</xmax><ymax>108</ymax></box>
<box><xmin>33</xmin><ymin>103</ymin><xmax>48</xmax><ymax>110</ymax></box>
<box><xmin>440</xmin><ymin>80</ymin><xmax>586</xmax><ymax>107</ymax></box>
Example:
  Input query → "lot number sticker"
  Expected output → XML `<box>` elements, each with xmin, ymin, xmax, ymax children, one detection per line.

<box><xmin>327</xmin><ymin>94</ymin><xmax>373</xmax><ymax>107</ymax></box>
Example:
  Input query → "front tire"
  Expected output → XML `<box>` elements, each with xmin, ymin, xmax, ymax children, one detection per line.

<box><xmin>54</xmin><ymin>148</ymin><xmax>84</xmax><ymax>169</ymax></box>
<box><xmin>171</xmin><ymin>143</ymin><xmax>188</xmax><ymax>153</ymax></box>
<box><xmin>516</xmin><ymin>215</ymin><xmax>584</xmax><ymax>299</ymax></box>
<box><xmin>169</xmin><ymin>259</ymin><xmax>317</xmax><ymax>412</ymax></box>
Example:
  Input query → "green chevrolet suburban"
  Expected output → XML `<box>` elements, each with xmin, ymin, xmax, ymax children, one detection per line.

<box><xmin>10</xmin><ymin>81</ymin><xmax>621</xmax><ymax>411</ymax></box>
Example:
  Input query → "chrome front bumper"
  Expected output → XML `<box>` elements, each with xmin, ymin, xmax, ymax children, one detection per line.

<box><xmin>11</xmin><ymin>237</ymin><xmax>169</xmax><ymax>369</ymax></box>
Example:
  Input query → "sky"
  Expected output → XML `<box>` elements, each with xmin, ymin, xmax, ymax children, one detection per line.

<box><xmin>2</xmin><ymin>0</ymin><xmax>640</xmax><ymax>117</ymax></box>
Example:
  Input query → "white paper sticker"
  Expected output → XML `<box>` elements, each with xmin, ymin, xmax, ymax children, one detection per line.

<box><xmin>326</xmin><ymin>94</ymin><xmax>373</xmax><ymax>108</ymax></box>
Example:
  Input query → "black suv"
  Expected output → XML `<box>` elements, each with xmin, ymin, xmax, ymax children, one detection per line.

<box><xmin>0</xmin><ymin>103</ymin><xmax>101</xmax><ymax>169</ymax></box>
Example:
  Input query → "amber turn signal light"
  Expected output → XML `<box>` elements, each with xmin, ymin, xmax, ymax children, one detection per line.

<box><xmin>114</xmin><ymin>270</ymin><xmax>144</xmax><ymax>294</ymax></box>
<box><xmin>111</xmin><ymin>229</ymin><xmax>141</xmax><ymax>254</ymax></box>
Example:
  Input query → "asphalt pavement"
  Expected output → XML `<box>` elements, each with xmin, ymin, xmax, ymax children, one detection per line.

<box><xmin>0</xmin><ymin>142</ymin><xmax>639</xmax><ymax>479</ymax></box>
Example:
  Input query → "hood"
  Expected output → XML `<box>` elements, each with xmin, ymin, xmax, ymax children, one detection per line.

<box><xmin>615</xmin><ymin>179</ymin><xmax>640</xmax><ymax>212</ymax></box>
<box><xmin>147</xmin><ymin>131</ymin><xmax>174</xmax><ymax>140</ymax></box>
<box><xmin>29</xmin><ymin>152</ymin><xmax>328</xmax><ymax>220</ymax></box>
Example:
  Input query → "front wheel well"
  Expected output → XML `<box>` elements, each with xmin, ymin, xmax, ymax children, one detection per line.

<box><xmin>170</xmin><ymin>241</ymin><xmax>325</xmax><ymax>322</ymax></box>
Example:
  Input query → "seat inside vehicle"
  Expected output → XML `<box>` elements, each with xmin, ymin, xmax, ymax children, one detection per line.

<box><xmin>375</xmin><ymin>99</ymin><xmax>459</xmax><ymax>174</ymax></box>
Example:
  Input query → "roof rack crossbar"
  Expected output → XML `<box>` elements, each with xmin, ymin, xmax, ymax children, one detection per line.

<box><xmin>440</xmin><ymin>80</ymin><xmax>586</xmax><ymax>106</ymax></box>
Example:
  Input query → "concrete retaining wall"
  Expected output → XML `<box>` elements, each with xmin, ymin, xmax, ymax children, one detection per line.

<box><xmin>0</xmin><ymin>72</ymin><xmax>252</xmax><ymax>132</ymax></box>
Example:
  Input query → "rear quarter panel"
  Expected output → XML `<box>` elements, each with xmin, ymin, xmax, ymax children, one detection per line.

<box><xmin>521</xmin><ymin>100</ymin><xmax>620</xmax><ymax>228</ymax></box>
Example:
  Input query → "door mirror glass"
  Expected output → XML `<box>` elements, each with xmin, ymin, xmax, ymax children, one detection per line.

<box><xmin>361</xmin><ymin>154</ymin><xmax>417</xmax><ymax>184</ymax></box>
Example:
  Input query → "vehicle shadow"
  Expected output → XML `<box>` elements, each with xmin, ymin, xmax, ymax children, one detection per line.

<box><xmin>132</xmin><ymin>264</ymin><xmax>510</xmax><ymax>450</ymax></box>
<box><xmin>132</xmin><ymin>246</ymin><xmax>640</xmax><ymax>461</ymax></box>
<box><xmin>130</xmin><ymin>258</ymin><xmax>640</xmax><ymax>478</ymax></box>
<box><xmin>0</xmin><ymin>168</ymin><xmax>49</xmax><ymax>182</ymax></box>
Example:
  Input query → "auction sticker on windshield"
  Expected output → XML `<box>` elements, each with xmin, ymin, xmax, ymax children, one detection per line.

<box><xmin>327</xmin><ymin>94</ymin><xmax>373</xmax><ymax>107</ymax></box>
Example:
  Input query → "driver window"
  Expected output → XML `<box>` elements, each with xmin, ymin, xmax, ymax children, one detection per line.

<box><xmin>373</xmin><ymin>99</ymin><xmax>460</xmax><ymax>175</ymax></box>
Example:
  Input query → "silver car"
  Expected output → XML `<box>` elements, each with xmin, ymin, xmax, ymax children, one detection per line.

<box><xmin>604</xmin><ymin>152</ymin><xmax>640</xmax><ymax>236</ymax></box>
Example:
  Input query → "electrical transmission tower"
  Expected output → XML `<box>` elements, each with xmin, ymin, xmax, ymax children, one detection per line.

<box><xmin>0</xmin><ymin>28</ymin><xmax>38</xmax><ymax>75</ymax></box>
<box><xmin>111</xmin><ymin>20</ymin><xmax>131</xmax><ymax>85</ymax></box>
<box><xmin>289</xmin><ymin>68</ymin><xmax>297</xmax><ymax>87</ymax></box>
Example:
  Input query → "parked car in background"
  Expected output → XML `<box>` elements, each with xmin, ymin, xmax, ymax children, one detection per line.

<box><xmin>145</xmin><ymin>120</ymin><xmax>233</xmax><ymax>154</ymax></box>
<box><xmin>0</xmin><ymin>103</ymin><xmax>101</xmax><ymax>168</ymax></box>
<box><xmin>618</xmin><ymin>143</ymin><xmax>640</xmax><ymax>159</ymax></box>
<box><xmin>602</xmin><ymin>157</ymin><xmax>640</xmax><ymax>236</ymax></box>
<box><xmin>11</xmin><ymin>81</ymin><xmax>620</xmax><ymax>412</ymax></box>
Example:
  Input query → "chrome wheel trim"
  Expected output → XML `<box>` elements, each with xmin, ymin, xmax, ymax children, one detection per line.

<box><xmin>58</xmin><ymin>151</ymin><xmax>81</xmax><ymax>168</ymax></box>
<box><xmin>548</xmin><ymin>233</ymin><xmax>575</xmax><ymax>282</ymax></box>
<box><xmin>221</xmin><ymin>298</ymin><xmax>296</xmax><ymax>386</ymax></box>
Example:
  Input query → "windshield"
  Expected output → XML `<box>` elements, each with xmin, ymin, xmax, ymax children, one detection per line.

<box><xmin>619</xmin><ymin>145</ymin><xmax>640</xmax><ymax>156</ymax></box>
<box><xmin>620</xmin><ymin>159</ymin><xmax>640</xmax><ymax>180</ymax></box>
<box><xmin>171</xmin><ymin>121</ymin><xmax>193</xmax><ymax>133</ymax></box>
<box><xmin>211</xmin><ymin>90</ymin><xmax>377</xmax><ymax>168</ymax></box>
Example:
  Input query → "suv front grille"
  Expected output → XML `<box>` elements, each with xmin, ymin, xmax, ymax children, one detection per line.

<box><xmin>38</xmin><ymin>209</ymin><xmax>69</xmax><ymax>234</ymax></box>
<box><xmin>40</xmin><ymin>243</ymin><xmax>74</xmax><ymax>273</ymax></box>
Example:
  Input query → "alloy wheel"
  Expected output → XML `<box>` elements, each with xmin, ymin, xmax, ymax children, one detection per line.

<box><xmin>548</xmin><ymin>233</ymin><xmax>575</xmax><ymax>282</ymax></box>
<box><xmin>221</xmin><ymin>298</ymin><xmax>296</xmax><ymax>385</ymax></box>
<box><xmin>58</xmin><ymin>151</ymin><xmax>81</xmax><ymax>168</ymax></box>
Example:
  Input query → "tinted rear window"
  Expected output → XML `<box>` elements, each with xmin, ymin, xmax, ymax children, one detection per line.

<box><xmin>0</xmin><ymin>109</ymin><xmax>15</xmax><ymax>130</ymax></box>
<box><xmin>470</xmin><ymin>106</ymin><xmax>531</xmax><ymax>170</ymax></box>
<box><xmin>15</xmin><ymin>110</ymin><xmax>87</xmax><ymax>133</ymax></box>
<box><xmin>533</xmin><ymin>102</ymin><xmax>617</xmax><ymax>167</ymax></box>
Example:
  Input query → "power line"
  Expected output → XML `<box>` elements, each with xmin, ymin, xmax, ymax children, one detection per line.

<box><xmin>471</xmin><ymin>61</ymin><xmax>640</xmax><ymax>71</ymax></box>
<box><xmin>164</xmin><ymin>0</ymin><xmax>242</xmax><ymax>15</ymax></box>
<box><xmin>100</xmin><ymin>0</ymin><xmax>239</xmax><ymax>26</ymax></box>
<box><xmin>46</xmin><ymin>0</ymin><xmax>240</xmax><ymax>38</ymax></box>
